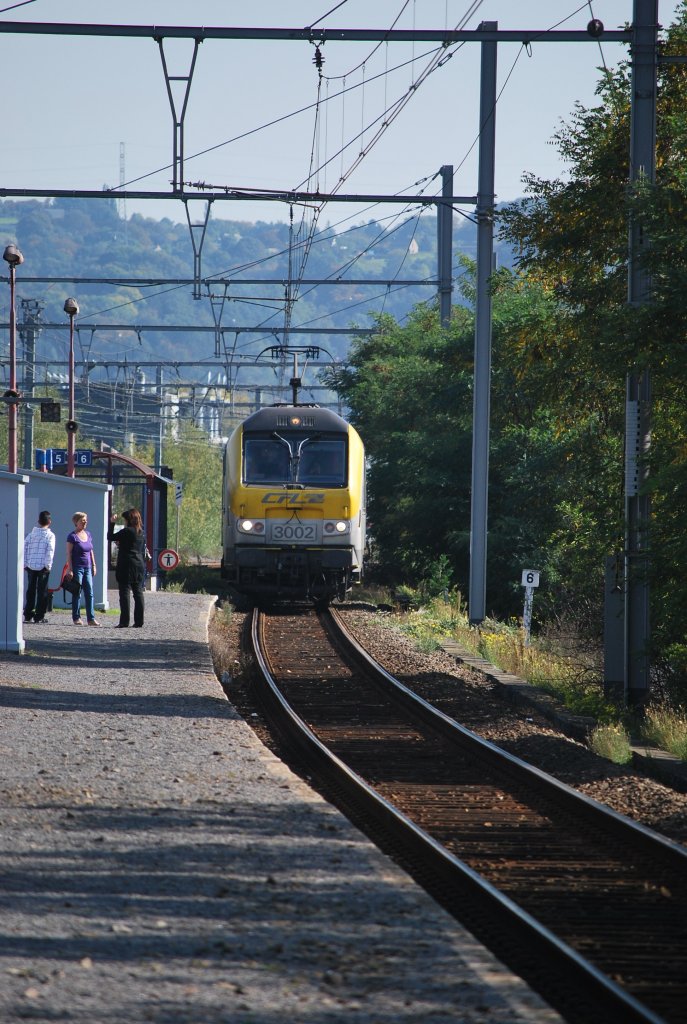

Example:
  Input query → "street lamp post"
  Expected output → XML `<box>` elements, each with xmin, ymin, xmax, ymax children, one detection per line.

<box><xmin>64</xmin><ymin>297</ymin><xmax>79</xmax><ymax>478</ymax></box>
<box><xmin>3</xmin><ymin>244</ymin><xmax>24</xmax><ymax>474</ymax></box>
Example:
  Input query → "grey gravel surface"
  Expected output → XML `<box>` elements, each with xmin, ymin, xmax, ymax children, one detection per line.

<box><xmin>0</xmin><ymin>593</ymin><xmax>564</xmax><ymax>1024</ymax></box>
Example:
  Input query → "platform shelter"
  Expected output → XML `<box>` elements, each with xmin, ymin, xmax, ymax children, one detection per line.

<box><xmin>23</xmin><ymin>468</ymin><xmax>111</xmax><ymax>612</ymax></box>
<box><xmin>42</xmin><ymin>450</ymin><xmax>171</xmax><ymax>591</ymax></box>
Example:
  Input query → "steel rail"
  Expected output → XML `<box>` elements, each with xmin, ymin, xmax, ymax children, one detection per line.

<box><xmin>327</xmin><ymin>609</ymin><xmax>687</xmax><ymax>873</ymax></box>
<box><xmin>250</xmin><ymin>607</ymin><xmax>669</xmax><ymax>1024</ymax></box>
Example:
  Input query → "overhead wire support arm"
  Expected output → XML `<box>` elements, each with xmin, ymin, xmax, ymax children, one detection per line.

<box><xmin>206</xmin><ymin>280</ymin><xmax>230</xmax><ymax>357</ymax></box>
<box><xmin>157</xmin><ymin>36</ymin><xmax>202</xmax><ymax>193</ymax></box>
<box><xmin>0</xmin><ymin>186</ymin><xmax>476</xmax><ymax>205</ymax></box>
<box><xmin>183</xmin><ymin>197</ymin><xmax>213</xmax><ymax>299</ymax></box>
<box><xmin>0</xmin><ymin>22</ymin><xmax>632</xmax><ymax>44</ymax></box>
<box><xmin>8</xmin><ymin>276</ymin><xmax>439</xmax><ymax>287</ymax></box>
<box><xmin>2</xmin><ymin>322</ymin><xmax>375</xmax><ymax>336</ymax></box>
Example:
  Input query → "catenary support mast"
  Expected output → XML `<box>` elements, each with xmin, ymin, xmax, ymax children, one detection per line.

<box><xmin>469</xmin><ymin>23</ymin><xmax>497</xmax><ymax>625</ymax></box>
<box><xmin>624</xmin><ymin>0</ymin><xmax>658</xmax><ymax>707</ymax></box>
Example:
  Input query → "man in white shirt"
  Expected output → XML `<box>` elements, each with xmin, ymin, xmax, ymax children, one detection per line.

<box><xmin>23</xmin><ymin>510</ymin><xmax>56</xmax><ymax>624</ymax></box>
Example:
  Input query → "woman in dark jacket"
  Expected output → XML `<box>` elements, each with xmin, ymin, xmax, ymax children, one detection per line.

<box><xmin>108</xmin><ymin>508</ymin><xmax>147</xmax><ymax>628</ymax></box>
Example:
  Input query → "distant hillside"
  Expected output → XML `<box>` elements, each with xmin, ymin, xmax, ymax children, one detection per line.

<box><xmin>1</xmin><ymin>197</ymin><xmax>516</xmax><ymax>370</ymax></box>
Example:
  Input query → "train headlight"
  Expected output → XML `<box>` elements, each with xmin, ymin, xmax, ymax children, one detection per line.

<box><xmin>324</xmin><ymin>520</ymin><xmax>349</xmax><ymax>535</ymax></box>
<box><xmin>238</xmin><ymin>519</ymin><xmax>265</xmax><ymax>534</ymax></box>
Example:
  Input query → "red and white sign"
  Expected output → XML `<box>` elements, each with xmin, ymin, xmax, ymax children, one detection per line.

<box><xmin>158</xmin><ymin>548</ymin><xmax>180</xmax><ymax>571</ymax></box>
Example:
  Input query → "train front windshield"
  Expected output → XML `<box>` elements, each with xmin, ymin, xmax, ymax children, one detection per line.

<box><xmin>244</xmin><ymin>435</ymin><xmax>347</xmax><ymax>486</ymax></box>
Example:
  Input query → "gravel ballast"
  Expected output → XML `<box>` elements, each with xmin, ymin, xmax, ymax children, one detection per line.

<box><xmin>0</xmin><ymin>593</ymin><xmax>564</xmax><ymax>1024</ymax></box>
<box><xmin>338</xmin><ymin>607</ymin><xmax>687</xmax><ymax>847</ymax></box>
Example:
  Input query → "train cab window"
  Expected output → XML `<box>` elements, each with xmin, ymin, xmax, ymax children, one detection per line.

<box><xmin>297</xmin><ymin>440</ymin><xmax>346</xmax><ymax>487</ymax></box>
<box><xmin>244</xmin><ymin>439</ymin><xmax>290</xmax><ymax>483</ymax></box>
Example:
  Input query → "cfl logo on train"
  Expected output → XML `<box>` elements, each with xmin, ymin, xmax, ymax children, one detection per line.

<box><xmin>262</xmin><ymin>492</ymin><xmax>325</xmax><ymax>505</ymax></box>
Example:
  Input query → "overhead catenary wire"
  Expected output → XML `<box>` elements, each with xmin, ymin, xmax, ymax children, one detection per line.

<box><xmin>5</xmin><ymin>192</ymin><xmax>451</xmax><ymax>364</ymax></box>
<box><xmin>0</xmin><ymin>0</ymin><xmax>36</xmax><ymax>11</ymax></box>
<box><xmin>315</xmin><ymin>0</ymin><xmax>485</xmax><ymax>194</ymax></box>
<box><xmin>14</xmin><ymin>3</ymin><xmax>522</xmax><ymax>364</ymax></box>
<box><xmin>275</xmin><ymin>1</ymin><xmax>487</xmax><ymax>329</ymax></box>
<box><xmin>24</xmin><ymin>202</ymin><xmax>438</xmax><ymax>337</ymax></box>
<box><xmin>5</xmin><ymin>208</ymin><xmax>447</xmax><ymax>371</ymax></box>
<box><xmin>403</xmin><ymin>3</ymin><xmax>605</xmax><ymax>235</ymax></box>
<box><xmin>306</xmin><ymin>0</ymin><xmax>350</xmax><ymax>32</ymax></box>
<box><xmin>320</xmin><ymin>0</ymin><xmax>414</xmax><ymax>82</ymax></box>
<box><xmin>5</xmin><ymin>4</ymin><xmax>647</xmax><ymax>444</ymax></box>
<box><xmin>118</xmin><ymin>43</ymin><xmax>448</xmax><ymax>193</ymax></box>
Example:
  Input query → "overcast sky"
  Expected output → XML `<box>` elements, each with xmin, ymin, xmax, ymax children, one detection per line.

<box><xmin>0</xmin><ymin>1</ymin><xmax>681</xmax><ymax>227</ymax></box>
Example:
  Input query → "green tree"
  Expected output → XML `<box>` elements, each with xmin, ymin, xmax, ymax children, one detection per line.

<box><xmin>159</xmin><ymin>421</ymin><xmax>223</xmax><ymax>563</ymax></box>
<box><xmin>329</xmin><ymin>266</ymin><xmax>605</xmax><ymax>618</ymax></box>
<box><xmin>498</xmin><ymin>7</ymin><xmax>687</xmax><ymax>670</ymax></box>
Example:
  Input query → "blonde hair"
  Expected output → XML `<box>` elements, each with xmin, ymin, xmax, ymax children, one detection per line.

<box><xmin>72</xmin><ymin>511</ymin><xmax>87</xmax><ymax>526</ymax></box>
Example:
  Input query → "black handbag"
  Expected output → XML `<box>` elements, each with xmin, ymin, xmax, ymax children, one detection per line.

<box><xmin>61</xmin><ymin>566</ymin><xmax>81</xmax><ymax>596</ymax></box>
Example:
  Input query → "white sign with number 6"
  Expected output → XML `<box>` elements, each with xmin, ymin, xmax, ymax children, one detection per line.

<box><xmin>521</xmin><ymin>569</ymin><xmax>540</xmax><ymax>588</ymax></box>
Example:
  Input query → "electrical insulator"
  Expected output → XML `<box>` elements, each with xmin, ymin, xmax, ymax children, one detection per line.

<box><xmin>312</xmin><ymin>46</ymin><xmax>324</xmax><ymax>71</ymax></box>
<box><xmin>587</xmin><ymin>19</ymin><xmax>604</xmax><ymax>37</ymax></box>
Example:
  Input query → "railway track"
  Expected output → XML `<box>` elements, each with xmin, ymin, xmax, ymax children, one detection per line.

<box><xmin>249</xmin><ymin>606</ymin><xmax>687</xmax><ymax>1024</ymax></box>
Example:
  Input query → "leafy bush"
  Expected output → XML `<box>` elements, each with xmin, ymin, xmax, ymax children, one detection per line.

<box><xmin>419</xmin><ymin>554</ymin><xmax>453</xmax><ymax>599</ymax></box>
<box><xmin>642</xmin><ymin>705</ymin><xmax>687</xmax><ymax>761</ymax></box>
<box><xmin>589</xmin><ymin>723</ymin><xmax>633</xmax><ymax>765</ymax></box>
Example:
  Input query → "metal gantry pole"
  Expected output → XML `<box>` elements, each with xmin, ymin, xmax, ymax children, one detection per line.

<box><xmin>20</xmin><ymin>300</ymin><xmax>43</xmax><ymax>470</ymax></box>
<box><xmin>155</xmin><ymin>364</ymin><xmax>164</xmax><ymax>473</ymax></box>
<box><xmin>468</xmin><ymin>23</ymin><xmax>497</xmax><ymax>625</ymax></box>
<box><xmin>7</xmin><ymin>262</ymin><xmax>18</xmax><ymax>473</ymax></box>
<box><xmin>3</xmin><ymin>245</ymin><xmax>24</xmax><ymax>474</ymax></box>
<box><xmin>437</xmin><ymin>164</ymin><xmax>454</xmax><ymax>328</ymax></box>
<box><xmin>64</xmin><ymin>298</ymin><xmax>79</xmax><ymax>478</ymax></box>
<box><xmin>624</xmin><ymin>0</ymin><xmax>657</xmax><ymax>709</ymax></box>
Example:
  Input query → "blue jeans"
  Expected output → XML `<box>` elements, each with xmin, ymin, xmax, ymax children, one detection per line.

<box><xmin>72</xmin><ymin>566</ymin><xmax>96</xmax><ymax>623</ymax></box>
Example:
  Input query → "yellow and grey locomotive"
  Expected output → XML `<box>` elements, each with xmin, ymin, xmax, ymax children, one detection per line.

<box><xmin>222</xmin><ymin>405</ymin><xmax>366</xmax><ymax>602</ymax></box>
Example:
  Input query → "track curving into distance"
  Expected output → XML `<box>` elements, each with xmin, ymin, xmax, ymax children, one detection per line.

<box><xmin>250</xmin><ymin>606</ymin><xmax>687</xmax><ymax>1024</ymax></box>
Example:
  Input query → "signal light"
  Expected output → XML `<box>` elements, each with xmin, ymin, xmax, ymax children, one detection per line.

<box><xmin>65</xmin><ymin>419</ymin><xmax>78</xmax><ymax>433</ymax></box>
<box><xmin>41</xmin><ymin>401</ymin><xmax>61</xmax><ymax>423</ymax></box>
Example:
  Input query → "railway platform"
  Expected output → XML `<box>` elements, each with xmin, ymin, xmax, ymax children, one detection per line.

<box><xmin>0</xmin><ymin>592</ymin><xmax>564</xmax><ymax>1024</ymax></box>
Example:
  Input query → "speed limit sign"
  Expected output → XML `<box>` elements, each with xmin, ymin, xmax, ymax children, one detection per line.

<box><xmin>158</xmin><ymin>548</ymin><xmax>180</xmax><ymax>571</ymax></box>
